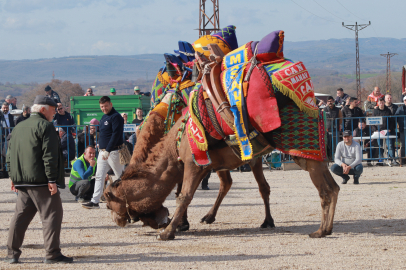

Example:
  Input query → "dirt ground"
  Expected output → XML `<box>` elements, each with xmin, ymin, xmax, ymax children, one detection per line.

<box><xmin>0</xmin><ymin>163</ymin><xmax>405</xmax><ymax>269</ymax></box>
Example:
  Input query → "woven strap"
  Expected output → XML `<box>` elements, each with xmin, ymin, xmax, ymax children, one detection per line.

<box><xmin>204</xmin><ymin>97</ymin><xmax>226</xmax><ymax>139</ymax></box>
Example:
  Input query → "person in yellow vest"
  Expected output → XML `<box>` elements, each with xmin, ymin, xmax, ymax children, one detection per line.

<box><xmin>69</xmin><ymin>146</ymin><xmax>97</xmax><ymax>203</ymax></box>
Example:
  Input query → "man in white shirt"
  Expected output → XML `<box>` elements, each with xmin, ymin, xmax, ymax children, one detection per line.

<box><xmin>330</xmin><ymin>130</ymin><xmax>363</xmax><ymax>184</ymax></box>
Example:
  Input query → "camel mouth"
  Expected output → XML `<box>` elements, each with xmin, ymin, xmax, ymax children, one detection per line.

<box><xmin>138</xmin><ymin>206</ymin><xmax>170</xmax><ymax>229</ymax></box>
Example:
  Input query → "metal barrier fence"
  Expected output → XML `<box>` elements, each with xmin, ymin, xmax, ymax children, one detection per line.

<box><xmin>2</xmin><ymin>115</ymin><xmax>406</xmax><ymax>172</ymax></box>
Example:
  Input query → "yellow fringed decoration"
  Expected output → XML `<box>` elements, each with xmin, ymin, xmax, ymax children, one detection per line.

<box><xmin>271</xmin><ymin>74</ymin><xmax>319</xmax><ymax>119</ymax></box>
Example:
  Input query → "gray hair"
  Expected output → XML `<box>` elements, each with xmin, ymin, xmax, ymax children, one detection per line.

<box><xmin>31</xmin><ymin>104</ymin><xmax>49</xmax><ymax>113</ymax></box>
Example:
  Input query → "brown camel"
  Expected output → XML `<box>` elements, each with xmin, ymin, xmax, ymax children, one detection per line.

<box><xmin>105</xmin><ymin>110</ymin><xmax>340</xmax><ymax>240</ymax></box>
<box><xmin>122</xmin><ymin>110</ymin><xmax>275</xmax><ymax>231</ymax></box>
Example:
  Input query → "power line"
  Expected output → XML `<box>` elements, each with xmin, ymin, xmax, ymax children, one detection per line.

<box><xmin>380</xmin><ymin>52</ymin><xmax>397</xmax><ymax>94</ymax></box>
<box><xmin>336</xmin><ymin>0</ymin><xmax>366</xmax><ymax>21</ymax></box>
<box><xmin>290</xmin><ymin>0</ymin><xmax>337</xmax><ymax>23</ymax></box>
<box><xmin>313</xmin><ymin>0</ymin><xmax>346</xmax><ymax>21</ymax></box>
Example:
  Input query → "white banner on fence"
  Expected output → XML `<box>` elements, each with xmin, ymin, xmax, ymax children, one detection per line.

<box><xmin>124</xmin><ymin>124</ymin><xmax>136</xmax><ymax>132</ymax></box>
<box><xmin>366</xmin><ymin>117</ymin><xmax>382</xmax><ymax>126</ymax></box>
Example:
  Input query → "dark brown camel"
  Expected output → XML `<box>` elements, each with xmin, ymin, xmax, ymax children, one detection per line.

<box><xmin>121</xmin><ymin>111</ymin><xmax>275</xmax><ymax>231</ymax></box>
<box><xmin>105</xmin><ymin>111</ymin><xmax>340</xmax><ymax>240</ymax></box>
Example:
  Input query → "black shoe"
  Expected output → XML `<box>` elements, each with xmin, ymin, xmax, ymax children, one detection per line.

<box><xmin>4</xmin><ymin>258</ymin><xmax>18</xmax><ymax>264</ymax></box>
<box><xmin>44</xmin><ymin>255</ymin><xmax>73</xmax><ymax>264</ymax></box>
<box><xmin>353</xmin><ymin>177</ymin><xmax>359</xmax><ymax>184</ymax></box>
<box><xmin>390</xmin><ymin>160</ymin><xmax>400</xmax><ymax>166</ymax></box>
<box><xmin>202</xmin><ymin>186</ymin><xmax>210</xmax><ymax>190</ymax></box>
<box><xmin>341</xmin><ymin>176</ymin><xmax>350</xmax><ymax>184</ymax></box>
<box><xmin>81</xmin><ymin>202</ymin><xmax>100</xmax><ymax>209</ymax></box>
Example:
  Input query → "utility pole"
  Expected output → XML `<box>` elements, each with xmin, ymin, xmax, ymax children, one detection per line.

<box><xmin>380</xmin><ymin>52</ymin><xmax>397</xmax><ymax>93</ymax></box>
<box><xmin>198</xmin><ymin>0</ymin><xmax>220</xmax><ymax>37</ymax></box>
<box><xmin>342</xmin><ymin>21</ymin><xmax>371</xmax><ymax>101</ymax></box>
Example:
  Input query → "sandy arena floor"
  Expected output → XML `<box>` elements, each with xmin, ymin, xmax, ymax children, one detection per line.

<box><xmin>0</xmin><ymin>163</ymin><xmax>405</xmax><ymax>269</ymax></box>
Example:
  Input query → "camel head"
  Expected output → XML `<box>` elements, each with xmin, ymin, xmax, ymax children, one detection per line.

<box><xmin>104</xmin><ymin>179</ymin><xmax>170</xmax><ymax>229</ymax></box>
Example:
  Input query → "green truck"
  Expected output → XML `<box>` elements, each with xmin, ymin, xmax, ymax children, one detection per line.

<box><xmin>70</xmin><ymin>95</ymin><xmax>151</xmax><ymax>125</ymax></box>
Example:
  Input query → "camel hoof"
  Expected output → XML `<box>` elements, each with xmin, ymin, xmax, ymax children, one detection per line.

<box><xmin>200</xmin><ymin>215</ymin><xmax>215</xmax><ymax>224</ymax></box>
<box><xmin>176</xmin><ymin>223</ymin><xmax>190</xmax><ymax>232</ymax></box>
<box><xmin>260</xmin><ymin>219</ymin><xmax>275</xmax><ymax>228</ymax></box>
<box><xmin>157</xmin><ymin>231</ymin><xmax>175</xmax><ymax>241</ymax></box>
<box><xmin>309</xmin><ymin>230</ymin><xmax>326</xmax><ymax>238</ymax></box>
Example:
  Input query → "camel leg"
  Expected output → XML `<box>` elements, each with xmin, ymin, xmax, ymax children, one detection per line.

<box><xmin>158</xmin><ymin>165</ymin><xmax>207</xmax><ymax>241</ymax></box>
<box><xmin>249</xmin><ymin>158</ymin><xmax>275</xmax><ymax>228</ymax></box>
<box><xmin>175</xmin><ymin>182</ymin><xmax>190</xmax><ymax>232</ymax></box>
<box><xmin>200</xmin><ymin>170</ymin><xmax>233</xmax><ymax>224</ymax></box>
<box><xmin>294</xmin><ymin>157</ymin><xmax>340</xmax><ymax>238</ymax></box>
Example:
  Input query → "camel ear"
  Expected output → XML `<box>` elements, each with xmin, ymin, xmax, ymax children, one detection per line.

<box><xmin>111</xmin><ymin>179</ymin><xmax>121</xmax><ymax>188</ymax></box>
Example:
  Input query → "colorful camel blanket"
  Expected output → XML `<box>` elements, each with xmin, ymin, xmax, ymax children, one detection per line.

<box><xmin>273</xmin><ymin>102</ymin><xmax>327</xmax><ymax>161</ymax></box>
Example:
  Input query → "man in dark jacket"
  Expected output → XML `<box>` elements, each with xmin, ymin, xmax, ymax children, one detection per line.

<box><xmin>15</xmin><ymin>106</ymin><xmax>31</xmax><ymax>125</ymax></box>
<box><xmin>323</xmin><ymin>96</ymin><xmax>343</xmax><ymax>160</ymax></box>
<box><xmin>54</xmin><ymin>103</ymin><xmax>75</xmax><ymax>134</ymax></box>
<box><xmin>395</xmin><ymin>96</ymin><xmax>406</xmax><ymax>164</ymax></box>
<box><xmin>342</xmin><ymin>97</ymin><xmax>364</xmax><ymax>132</ymax></box>
<box><xmin>58</xmin><ymin>128</ymin><xmax>75</xmax><ymax>162</ymax></box>
<box><xmin>82</xmin><ymin>96</ymin><xmax>124</xmax><ymax>209</ymax></box>
<box><xmin>44</xmin><ymin>85</ymin><xmax>61</xmax><ymax>104</ymax></box>
<box><xmin>335</xmin><ymin>88</ymin><xmax>349</xmax><ymax>106</ymax></box>
<box><xmin>5</xmin><ymin>95</ymin><xmax>73</xmax><ymax>264</ymax></box>
<box><xmin>373</xmin><ymin>97</ymin><xmax>396</xmax><ymax>165</ymax></box>
<box><xmin>353</xmin><ymin>120</ymin><xmax>376</xmax><ymax>166</ymax></box>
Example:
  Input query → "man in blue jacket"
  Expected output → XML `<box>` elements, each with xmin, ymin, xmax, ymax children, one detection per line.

<box><xmin>82</xmin><ymin>96</ymin><xmax>124</xmax><ymax>209</ymax></box>
<box><xmin>395</xmin><ymin>96</ymin><xmax>406</xmax><ymax>164</ymax></box>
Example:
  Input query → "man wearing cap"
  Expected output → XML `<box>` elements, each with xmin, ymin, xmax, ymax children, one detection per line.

<box><xmin>5</xmin><ymin>95</ymin><xmax>17</xmax><ymax>110</ymax></box>
<box><xmin>82</xmin><ymin>96</ymin><xmax>124</xmax><ymax>209</ymax></box>
<box><xmin>395</xmin><ymin>96</ymin><xmax>406</xmax><ymax>164</ymax></box>
<box><xmin>134</xmin><ymin>86</ymin><xmax>141</xmax><ymax>95</ymax></box>
<box><xmin>110</xmin><ymin>88</ymin><xmax>116</xmax><ymax>96</ymax></box>
<box><xmin>330</xmin><ymin>130</ymin><xmax>363</xmax><ymax>184</ymax></box>
<box><xmin>44</xmin><ymin>85</ymin><xmax>61</xmax><ymax>104</ymax></box>
<box><xmin>6</xmin><ymin>95</ymin><xmax>73</xmax><ymax>264</ymax></box>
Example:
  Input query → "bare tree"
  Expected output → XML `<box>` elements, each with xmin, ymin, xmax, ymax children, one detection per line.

<box><xmin>19</xmin><ymin>79</ymin><xmax>84</xmax><ymax>111</ymax></box>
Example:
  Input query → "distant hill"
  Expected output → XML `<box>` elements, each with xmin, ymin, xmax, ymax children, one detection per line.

<box><xmin>0</xmin><ymin>37</ymin><xmax>405</xmax><ymax>84</ymax></box>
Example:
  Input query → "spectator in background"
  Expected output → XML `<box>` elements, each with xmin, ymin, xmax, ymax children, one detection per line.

<box><xmin>69</xmin><ymin>146</ymin><xmax>97</xmax><ymax>203</ymax></box>
<box><xmin>132</xmin><ymin>108</ymin><xmax>144</xmax><ymax>125</ymax></box>
<box><xmin>323</xmin><ymin>96</ymin><xmax>343</xmax><ymax>160</ymax></box>
<box><xmin>77</xmin><ymin>126</ymin><xmax>96</xmax><ymax>157</ymax></box>
<box><xmin>335</xmin><ymin>88</ymin><xmax>349</xmax><ymax>106</ymax></box>
<box><xmin>373</xmin><ymin>97</ymin><xmax>396</xmax><ymax>166</ymax></box>
<box><xmin>121</xmin><ymin>113</ymin><xmax>128</xmax><ymax>124</ymax></box>
<box><xmin>110</xmin><ymin>88</ymin><xmax>116</xmax><ymax>96</ymax></box>
<box><xmin>54</xmin><ymin>103</ymin><xmax>75</xmax><ymax>134</ymax></box>
<box><xmin>331</xmin><ymin>130</ymin><xmax>363</xmax><ymax>184</ymax></box>
<box><xmin>84</xmin><ymin>88</ymin><xmax>94</xmax><ymax>96</ymax></box>
<box><xmin>44</xmin><ymin>85</ymin><xmax>61</xmax><ymax>104</ymax></box>
<box><xmin>1</xmin><ymin>102</ymin><xmax>15</xmax><ymax>135</ymax></box>
<box><xmin>5</xmin><ymin>95</ymin><xmax>17</xmax><ymax>110</ymax></box>
<box><xmin>16</xmin><ymin>106</ymin><xmax>31</xmax><ymax>125</ymax></box>
<box><xmin>134</xmin><ymin>86</ymin><xmax>141</xmax><ymax>95</ymax></box>
<box><xmin>395</xmin><ymin>96</ymin><xmax>406</xmax><ymax>165</ymax></box>
<box><xmin>58</xmin><ymin>127</ymin><xmax>75</xmax><ymax>163</ymax></box>
<box><xmin>366</xmin><ymin>86</ymin><xmax>384</xmax><ymax>110</ymax></box>
<box><xmin>385</xmin><ymin>94</ymin><xmax>398</xmax><ymax>115</ymax></box>
<box><xmin>353</xmin><ymin>120</ymin><xmax>376</xmax><ymax>167</ymax></box>
<box><xmin>342</xmin><ymin>97</ymin><xmax>364</xmax><ymax>132</ymax></box>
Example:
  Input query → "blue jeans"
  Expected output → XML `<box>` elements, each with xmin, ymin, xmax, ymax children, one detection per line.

<box><xmin>331</xmin><ymin>163</ymin><xmax>363</xmax><ymax>180</ymax></box>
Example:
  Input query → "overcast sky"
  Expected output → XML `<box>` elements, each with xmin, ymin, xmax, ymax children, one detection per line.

<box><xmin>0</xmin><ymin>0</ymin><xmax>404</xmax><ymax>60</ymax></box>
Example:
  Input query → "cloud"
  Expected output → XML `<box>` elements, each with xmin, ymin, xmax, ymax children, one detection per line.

<box><xmin>0</xmin><ymin>17</ymin><xmax>66</xmax><ymax>33</ymax></box>
<box><xmin>2</xmin><ymin>0</ymin><xmax>155</xmax><ymax>13</ymax></box>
